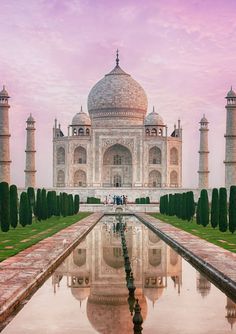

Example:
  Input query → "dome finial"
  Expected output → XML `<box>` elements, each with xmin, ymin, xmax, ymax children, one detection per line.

<box><xmin>153</xmin><ymin>106</ymin><xmax>155</xmax><ymax>113</ymax></box>
<box><xmin>80</xmin><ymin>105</ymin><xmax>83</xmax><ymax>113</ymax></box>
<box><xmin>116</xmin><ymin>49</ymin><xmax>119</xmax><ymax>67</ymax></box>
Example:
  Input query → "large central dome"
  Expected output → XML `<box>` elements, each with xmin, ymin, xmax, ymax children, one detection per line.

<box><xmin>87</xmin><ymin>55</ymin><xmax>148</xmax><ymax>125</ymax></box>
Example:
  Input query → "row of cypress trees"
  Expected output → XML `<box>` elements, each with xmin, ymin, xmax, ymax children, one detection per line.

<box><xmin>0</xmin><ymin>182</ymin><xmax>80</xmax><ymax>232</ymax></box>
<box><xmin>159</xmin><ymin>186</ymin><xmax>236</xmax><ymax>233</ymax></box>
<box><xmin>160</xmin><ymin>191</ymin><xmax>195</xmax><ymax>221</ymax></box>
<box><xmin>198</xmin><ymin>186</ymin><xmax>236</xmax><ymax>233</ymax></box>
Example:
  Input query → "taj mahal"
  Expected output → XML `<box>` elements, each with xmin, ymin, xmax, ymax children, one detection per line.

<box><xmin>53</xmin><ymin>52</ymin><xmax>182</xmax><ymax>190</ymax></box>
<box><xmin>0</xmin><ymin>51</ymin><xmax>236</xmax><ymax>201</ymax></box>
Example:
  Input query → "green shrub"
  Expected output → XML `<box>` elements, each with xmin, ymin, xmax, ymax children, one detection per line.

<box><xmin>74</xmin><ymin>195</ymin><xmax>80</xmax><ymax>214</ymax></box>
<box><xmin>10</xmin><ymin>184</ymin><xmax>18</xmax><ymax>228</ymax></box>
<box><xmin>27</xmin><ymin>187</ymin><xmax>35</xmax><ymax>213</ymax></box>
<box><xmin>196</xmin><ymin>197</ymin><xmax>201</xmax><ymax>225</ymax></box>
<box><xmin>19</xmin><ymin>192</ymin><xmax>29</xmax><ymax>227</ymax></box>
<box><xmin>146</xmin><ymin>197</ymin><xmax>150</xmax><ymax>204</ymax></box>
<box><xmin>229</xmin><ymin>186</ymin><xmax>236</xmax><ymax>234</ymax></box>
<box><xmin>0</xmin><ymin>182</ymin><xmax>10</xmax><ymax>232</ymax></box>
<box><xmin>35</xmin><ymin>188</ymin><xmax>42</xmax><ymax>220</ymax></box>
<box><xmin>210</xmin><ymin>188</ymin><xmax>219</xmax><ymax>228</ymax></box>
<box><xmin>186</xmin><ymin>191</ymin><xmax>195</xmax><ymax>221</ymax></box>
<box><xmin>200</xmin><ymin>189</ymin><xmax>209</xmax><ymax>227</ymax></box>
<box><xmin>41</xmin><ymin>188</ymin><xmax>48</xmax><ymax>220</ymax></box>
<box><xmin>219</xmin><ymin>187</ymin><xmax>228</xmax><ymax>232</ymax></box>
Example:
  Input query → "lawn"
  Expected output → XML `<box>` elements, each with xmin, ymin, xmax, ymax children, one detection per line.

<box><xmin>0</xmin><ymin>212</ymin><xmax>91</xmax><ymax>262</ymax></box>
<box><xmin>150</xmin><ymin>213</ymin><xmax>236</xmax><ymax>253</ymax></box>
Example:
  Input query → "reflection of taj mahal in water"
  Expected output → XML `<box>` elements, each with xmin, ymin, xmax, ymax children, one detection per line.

<box><xmin>52</xmin><ymin>216</ymin><xmax>236</xmax><ymax>333</ymax></box>
<box><xmin>52</xmin><ymin>216</ymin><xmax>183</xmax><ymax>333</ymax></box>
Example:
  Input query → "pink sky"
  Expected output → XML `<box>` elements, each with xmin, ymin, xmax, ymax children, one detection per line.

<box><xmin>0</xmin><ymin>0</ymin><xmax>235</xmax><ymax>188</ymax></box>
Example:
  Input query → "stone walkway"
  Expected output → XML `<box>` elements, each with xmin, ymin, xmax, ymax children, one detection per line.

<box><xmin>136</xmin><ymin>213</ymin><xmax>236</xmax><ymax>302</ymax></box>
<box><xmin>0</xmin><ymin>212</ymin><xmax>103</xmax><ymax>326</ymax></box>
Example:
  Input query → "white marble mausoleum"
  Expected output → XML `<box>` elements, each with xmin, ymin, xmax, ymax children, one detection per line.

<box><xmin>53</xmin><ymin>53</ymin><xmax>182</xmax><ymax>189</ymax></box>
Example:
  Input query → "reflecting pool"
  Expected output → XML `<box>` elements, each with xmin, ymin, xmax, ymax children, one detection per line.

<box><xmin>2</xmin><ymin>215</ymin><xmax>236</xmax><ymax>333</ymax></box>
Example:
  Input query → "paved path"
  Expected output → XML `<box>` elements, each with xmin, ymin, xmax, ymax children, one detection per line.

<box><xmin>0</xmin><ymin>212</ymin><xmax>103</xmax><ymax>326</ymax></box>
<box><xmin>136</xmin><ymin>213</ymin><xmax>236</xmax><ymax>301</ymax></box>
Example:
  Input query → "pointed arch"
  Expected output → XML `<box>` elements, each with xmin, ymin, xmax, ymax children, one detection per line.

<box><xmin>74</xmin><ymin>146</ymin><xmax>87</xmax><ymax>164</ymax></box>
<box><xmin>151</xmin><ymin>128</ymin><xmax>157</xmax><ymax>136</ymax></box>
<box><xmin>170</xmin><ymin>170</ymin><xmax>178</xmax><ymax>187</ymax></box>
<box><xmin>57</xmin><ymin>170</ymin><xmax>65</xmax><ymax>187</ymax></box>
<box><xmin>149</xmin><ymin>170</ymin><xmax>162</xmax><ymax>187</ymax></box>
<box><xmin>170</xmin><ymin>147</ymin><xmax>178</xmax><ymax>165</ymax></box>
<box><xmin>74</xmin><ymin>169</ymin><xmax>86</xmax><ymax>187</ymax></box>
<box><xmin>149</xmin><ymin>146</ymin><xmax>161</xmax><ymax>164</ymax></box>
<box><xmin>57</xmin><ymin>147</ymin><xmax>65</xmax><ymax>165</ymax></box>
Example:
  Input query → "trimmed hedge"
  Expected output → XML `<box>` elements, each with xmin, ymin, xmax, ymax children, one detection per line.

<box><xmin>219</xmin><ymin>187</ymin><xmax>228</xmax><ymax>232</ymax></box>
<box><xmin>87</xmin><ymin>197</ymin><xmax>101</xmax><ymax>204</ymax></box>
<box><xmin>229</xmin><ymin>186</ymin><xmax>236</xmax><ymax>234</ymax></box>
<box><xmin>0</xmin><ymin>182</ymin><xmax>10</xmax><ymax>232</ymax></box>
<box><xmin>9</xmin><ymin>184</ymin><xmax>18</xmax><ymax>228</ymax></box>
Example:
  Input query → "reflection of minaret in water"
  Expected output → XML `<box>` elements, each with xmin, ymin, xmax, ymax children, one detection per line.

<box><xmin>196</xmin><ymin>272</ymin><xmax>211</xmax><ymax>298</ymax></box>
<box><xmin>226</xmin><ymin>297</ymin><xmax>236</xmax><ymax>329</ymax></box>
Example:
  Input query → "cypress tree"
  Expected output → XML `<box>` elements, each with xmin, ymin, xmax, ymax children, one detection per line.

<box><xmin>56</xmin><ymin>195</ymin><xmax>61</xmax><ymax>216</ymax></box>
<box><xmin>210</xmin><ymin>188</ymin><xmax>219</xmax><ymax>228</ymax></box>
<box><xmin>219</xmin><ymin>187</ymin><xmax>228</xmax><ymax>232</ymax></box>
<box><xmin>35</xmin><ymin>188</ymin><xmax>42</xmax><ymax>221</ymax></box>
<box><xmin>62</xmin><ymin>192</ymin><xmax>68</xmax><ymax>217</ymax></box>
<box><xmin>9</xmin><ymin>184</ymin><xmax>18</xmax><ymax>228</ymax></box>
<box><xmin>28</xmin><ymin>201</ymin><xmax>32</xmax><ymax>225</ymax></box>
<box><xmin>19</xmin><ymin>192</ymin><xmax>29</xmax><ymax>227</ymax></box>
<box><xmin>47</xmin><ymin>191</ymin><xmax>53</xmax><ymax>218</ymax></box>
<box><xmin>181</xmin><ymin>192</ymin><xmax>187</xmax><ymax>220</ymax></box>
<box><xmin>187</xmin><ymin>191</ymin><xmax>195</xmax><ymax>221</ymax></box>
<box><xmin>196</xmin><ymin>197</ymin><xmax>201</xmax><ymax>225</ymax></box>
<box><xmin>27</xmin><ymin>187</ymin><xmax>35</xmax><ymax>213</ymax></box>
<box><xmin>229</xmin><ymin>186</ymin><xmax>236</xmax><ymax>233</ymax></box>
<box><xmin>0</xmin><ymin>182</ymin><xmax>10</xmax><ymax>232</ymax></box>
<box><xmin>165</xmin><ymin>195</ymin><xmax>169</xmax><ymax>215</ymax></box>
<box><xmin>69</xmin><ymin>194</ymin><xmax>74</xmax><ymax>215</ymax></box>
<box><xmin>41</xmin><ymin>188</ymin><xmax>48</xmax><ymax>220</ymax></box>
<box><xmin>176</xmin><ymin>193</ymin><xmax>181</xmax><ymax>219</ymax></box>
<box><xmin>74</xmin><ymin>194</ymin><xmax>80</xmax><ymax>214</ymax></box>
<box><xmin>60</xmin><ymin>192</ymin><xmax>63</xmax><ymax>215</ymax></box>
<box><xmin>168</xmin><ymin>194</ymin><xmax>173</xmax><ymax>216</ymax></box>
<box><xmin>200</xmin><ymin>189</ymin><xmax>209</xmax><ymax>227</ymax></box>
<box><xmin>51</xmin><ymin>191</ymin><xmax>57</xmax><ymax>215</ymax></box>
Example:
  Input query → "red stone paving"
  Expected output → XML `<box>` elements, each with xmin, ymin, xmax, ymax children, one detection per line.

<box><xmin>0</xmin><ymin>212</ymin><xmax>103</xmax><ymax>325</ymax></box>
<box><xmin>136</xmin><ymin>213</ymin><xmax>236</xmax><ymax>298</ymax></box>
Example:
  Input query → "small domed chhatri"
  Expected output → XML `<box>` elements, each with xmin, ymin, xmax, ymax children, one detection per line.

<box><xmin>88</xmin><ymin>50</ymin><xmax>148</xmax><ymax>125</ymax></box>
<box><xmin>144</xmin><ymin>107</ymin><xmax>164</xmax><ymax>126</ymax></box>
<box><xmin>0</xmin><ymin>85</ymin><xmax>9</xmax><ymax>97</ymax></box>
<box><xmin>226</xmin><ymin>86</ymin><xmax>236</xmax><ymax>98</ymax></box>
<box><xmin>200</xmin><ymin>114</ymin><xmax>208</xmax><ymax>124</ymax></box>
<box><xmin>72</xmin><ymin>106</ymin><xmax>91</xmax><ymax>126</ymax></box>
<box><xmin>27</xmin><ymin>113</ymin><xmax>35</xmax><ymax>123</ymax></box>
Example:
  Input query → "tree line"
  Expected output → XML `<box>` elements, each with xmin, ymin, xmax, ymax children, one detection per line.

<box><xmin>0</xmin><ymin>182</ymin><xmax>80</xmax><ymax>232</ymax></box>
<box><xmin>159</xmin><ymin>186</ymin><xmax>236</xmax><ymax>233</ymax></box>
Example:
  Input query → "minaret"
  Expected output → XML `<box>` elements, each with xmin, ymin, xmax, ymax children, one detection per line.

<box><xmin>198</xmin><ymin>114</ymin><xmax>209</xmax><ymax>188</ymax></box>
<box><xmin>225</xmin><ymin>87</ymin><xmax>236</xmax><ymax>188</ymax></box>
<box><xmin>25</xmin><ymin>114</ymin><xmax>36</xmax><ymax>188</ymax></box>
<box><xmin>0</xmin><ymin>86</ymin><xmax>11</xmax><ymax>184</ymax></box>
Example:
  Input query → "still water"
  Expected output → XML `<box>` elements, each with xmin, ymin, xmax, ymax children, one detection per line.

<box><xmin>2</xmin><ymin>215</ymin><xmax>236</xmax><ymax>334</ymax></box>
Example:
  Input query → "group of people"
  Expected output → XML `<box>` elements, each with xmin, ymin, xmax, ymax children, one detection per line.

<box><xmin>104</xmin><ymin>194</ymin><xmax>128</xmax><ymax>205</ymax></box>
